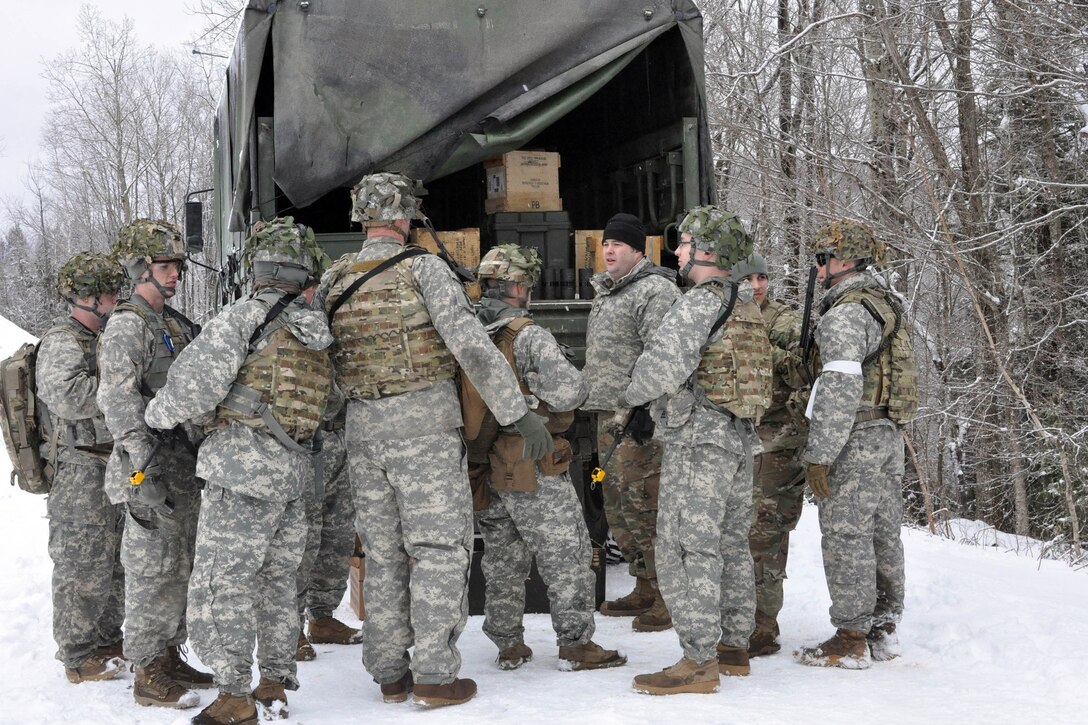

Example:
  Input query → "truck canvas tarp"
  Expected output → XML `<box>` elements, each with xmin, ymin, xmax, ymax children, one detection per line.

<box><xmin>216</xmin><ymin>0</ymin><xmax>713</xmax><ymax>236</ymax></box>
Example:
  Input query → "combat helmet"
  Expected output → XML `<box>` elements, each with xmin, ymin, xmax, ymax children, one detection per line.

<box><xmin>112</xmin><ymin>219</ymin><xmax>187</xmax><ymax>282</ymax></box>
<box><xmin>677</xmin><ymin>206</ymin><xmax>754</xmax><ymax>276</ymax></box>
<box><xmin>731</xmin><ymin>251</ymin><xmax>768</xmax><ymax>281</ymax></box>
<box><xmin>478</xmin><ymin>244</ymin><xmax>543</xmax><ymax>288</ymax></box>
<box><xmin>349</xmin><ymin>172</ymin><xmax>426</xmax><ymax>228</ymax></box>
<box><xmin>56</xmin><ymin>251</ymin><xmax>124</xmax><ymax>302</ymax></box>
<box><xmin>812</xmin><ymin>219</ymin><xmax>885</xmax><ymax>266</ymax></box>
<box><xmin>243</xmin><ymin>216</ymin><xmax>330</xmax><ymax>289</ymax></box>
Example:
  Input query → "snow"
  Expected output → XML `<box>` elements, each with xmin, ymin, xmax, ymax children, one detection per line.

<box><xmin>1</xmin><ymin>317</ymin><xmax>1086</xmax><ymax>724</ymax></box>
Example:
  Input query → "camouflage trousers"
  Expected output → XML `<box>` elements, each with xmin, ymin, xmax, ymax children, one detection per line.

<box><xmin>656</xmin><ymin>438</ymin><xmax>755</xmax><ymax>661</ymax></box>
<box><xmin>748</xmin><ymin>448</ymin><xmax>805</xmax><ymax>635</ymax></box>
<box><xmin>120</xmin><ymin>489</ymin><xmax>199</xmax><ymax>668</ymax></box>
<box><xmin>188</xmin><ymin>484</ymin><xmax>306</xmax><ymax>696</ymax></box>
<box><xmin>475</xmin><ymin>471</ymin><xmax>596</xmax><ymax>650</ymax></box>
<box><xmin>297</xmin><ymin>428</ymin><xmax>355</xmax><ymax>625</ymax></box>
<box><xmin>348</xmin><ymin>428</ymin><xmax>473</xmax><ymax>686</ymax></box>
<box><xmin>597</xmin><ymin>418</ymin><xmax>662</xmax><ymax>580</ymax></box>
<box><xmin>816</xmin><ymin>423</ymin><xmax>906</xmax><ymax>633</ymax></box>
<box><xmin>47</xmin><ymin>460</ymin><xmax>125</xmax><ymax>669</ymax></box>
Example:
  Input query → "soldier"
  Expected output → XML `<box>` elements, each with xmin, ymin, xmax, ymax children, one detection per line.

<box><xmin>582</xmin><ymin>212</ymin><xmax>679</xmax><ymax>633</ymax></box>
<box><xmin>98</xmin><ymin>219</ymin><xmax>213</xmax><ymax>709</ymax></box>
<box><xmin>38</xmin><ymin>252</ymin><xmax>126</xmax><ymax>684</ymax></box>
<box><xmin>145</xmin><ymin>218</ymin><xmax>333</xmax><ymax>724</ymax></box>
<box><xmin>467</xmin><ymin>244</ymin><xmax>626</xmax><ymax>673</ymax></box>
<box><xmin>732</xmin><ymin>252</ymin><xmax>810</xmax><ymax>656</ymax></box>
<box><xmin>795</xmin><ymin>219</ymin><xmax>916</xmax><ymax>669</ymax></box>
<box><xmin>318</xmin><ymin>172</ymin><xmax>549</xmax><ymax>708</ymax></box>
<box><xmin>625</xmin><ymin>207</ymin><xmax>773</xmax><ymax>696</ymax></box>
<box><xmin>294</xmin><ymin>407</ymin><xmax>361</xmax><ymax>662</ymax></box>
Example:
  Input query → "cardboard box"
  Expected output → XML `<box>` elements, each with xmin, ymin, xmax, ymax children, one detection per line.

<box><xmin>348</xmin><ymin>554</ymin><xmax>365</xmax><ymax>620</ymax></box>
<box><xmin>574</xmin><ymin>230</ymin><xmax>599</xmax><ymax>271</ymax></box>
<box><xmin>484</xmin><ymin>151</ymin><xmax>562</xmax><ymax>214</ymax></box>
<box><xmin>591</xmin><ymin>234</ymin><xmax>663</xmax><ymax>272</ymax></box>
<box><xmin>409</xmin><ymin>227</ymin><xmax>481</xmax><ymax>271</ymax></box>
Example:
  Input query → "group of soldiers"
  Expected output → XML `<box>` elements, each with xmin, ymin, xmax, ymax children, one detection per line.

<box><xmin>37</xmin><ymin>169</ymin><xmax>916</xmax><ymax>722</ymax></box>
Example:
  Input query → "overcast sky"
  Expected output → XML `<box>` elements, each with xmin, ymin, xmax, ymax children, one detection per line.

<box><xmin>0</xmin><ymin>2</ymin><xmax>214</xmax><ymax>208</ymax></box>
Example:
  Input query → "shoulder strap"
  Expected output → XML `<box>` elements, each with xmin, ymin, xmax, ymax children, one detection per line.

<box><xmin>164</xmin><ymin>304</ymin><xmax>200</xmax><ymax>337</ymax></box>
<box><xmin>249</xmin><ymin>291</ymin><xmax>299</xmax><ymax>349</ymax></box>
<box><xmin>327</xmin><ymin>246</ymin><xmax>428</xmax><ymax>319</ymax></box>
<box><xmin>707</xmin><ymin>281</ymin><xmax>738</xmax><ymax>341</ymax></box>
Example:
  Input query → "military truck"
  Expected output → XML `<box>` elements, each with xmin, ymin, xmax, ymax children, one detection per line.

<box><xmin>190</xmin><ymin>0</ymin><xmax>716</xmax><ymax>595</ymax></box>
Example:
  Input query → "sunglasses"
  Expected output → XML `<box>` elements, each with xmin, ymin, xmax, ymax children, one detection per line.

<box><xmin>814</xmin><ymin>252</ymin><xmax>834</xmax><ymax>266</ymax></box>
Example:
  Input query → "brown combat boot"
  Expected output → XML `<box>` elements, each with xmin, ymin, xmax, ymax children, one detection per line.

<box><xmin>191</xmin><ymin>692</ymin><xmax>258</xmax><ymax>725</ymax></box>
<box><xmin>796</xmin><ymin>628</ymin><xmax>871</xmax><ymax>670</ymax></box>
<box><xmin>295</xmin><ymin>631</ymin><xmax>317</xmax><ymax>662</ymax></box>
<box><xmin>252</xmin><ymin>677</ymin><xmax>288</xmax><ymax>719</ymax></box>
<box><xmin>496</xmin><ymin>642</ymin><xmax>533</xmax><ymax>670</ymax></box>
<box><xmin>748</xmin><ymin>614</ymin><xmax>781</xmax><ymax>656</ymax></box>
<box><xmin>413</xmin><ymin>678</ymin><xmax>478</xmax><ymax>708</ymax></box>
<box><xmin>308</xmin><ymin>616</ymin><xmax>363</xmax><ymax>645</ymax></box>
<box><xmin>599</xmin><ymin>577</ymin><xmax>655</xmax><ymax>617</ymax></box>
<box><xmin>166</xmin><ymin>645</ymin><xmax>215</xmax><ymax>689</ymax></box>
<box><xmin>133</xmin><ymin>654</ymin><xmax>201</xmax><ymax>709</ymax></box>
<box><xmin>380</xmin><ymin>670</ymin><xmax>414</xmax><ymax>703</ymax></box>
<box><xmin>632</xmin><ymin>657</ymin><xmax>719</xmax><ymax>695</ymax></box>
<box><xmin>867</xmin><ymin>622</ymin><xmax>901</xmax><ymax>662</ymax></box>
<box><xmin>96</xmin><ymin>639</ymin><xmax>126</xmax><ymax>661</ymax></box>
<box><xmin>715</xmin><ymin>643</ymin><xmax>751</xmax><ymax>676</ymax></box>
<box><xmin>632</xmin><ymin>582</ymin><xmax>672</xmax><ymax>632</ymax></box>
<box><xmin>65</xmin><ymin>653</ymin><xmax>125</xmax><ymax>684</ymax></box>
<box><xmin>557</xmin><ymin>640</ymin><xmax>627</xmax><ymax>671</ymax></box>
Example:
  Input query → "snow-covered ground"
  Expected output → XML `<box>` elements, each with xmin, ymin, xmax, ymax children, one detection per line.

<box><xmin>0</xmin><ymin>316</ymin><xmax>1084</xmax><ymax>724</ymax></box>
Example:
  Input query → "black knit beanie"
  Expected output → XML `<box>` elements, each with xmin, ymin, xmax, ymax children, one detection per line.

<box><xmin>603</xmin><ymin>213</ymin><xmax>646</xmax><ymax>253</ymax></box>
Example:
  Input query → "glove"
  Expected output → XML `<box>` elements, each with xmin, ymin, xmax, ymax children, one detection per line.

<box><xmin>512</xmin><ymin>411</ymin><xmax>554</xmax><ymax>461</ymax></box>
<box><xmin>807</xmin><ymin>463</ymin><xmax>831</xmax><ymax>499</ymax></box>
<box><xmin>133</xmin><ymin>476</ymin><xmax>168</xmax><ymax>509</ymax></box>
<box><xmin>627</xmin><ymin>405</ymin><xmax>655</xmax><ymax>445</ymax></box>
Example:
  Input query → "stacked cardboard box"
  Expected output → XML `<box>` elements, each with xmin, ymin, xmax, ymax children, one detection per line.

<box><xmin>484</xmin><ymin>151</ymin><xmax>562</xmax><ymax>214</ymax></box>
<box><xmin>409</xmin><ymin>227</ymin><xmax>481</xmax><ymax>270</ymax></box>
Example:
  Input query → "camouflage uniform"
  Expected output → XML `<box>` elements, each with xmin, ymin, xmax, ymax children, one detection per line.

<box><xmin>749</xmin><ymin>297</ymin><xmax>809</xmax><ymax>643</ymax></box>
<box><xmin>37</xmin><ymin>316</ymin><xmax>125</xmax><ymax>670</ymax></box>
<box><xmin>319</xmin><ymin>236</ymin><xmax>528</xmax><ymax>688</ymax></box>
<box><xmin>98</xmin><ymin>292</ymin><xmax>201</xmax><ymax>669</ymax></box>
<box><xmin>473</xmin><ymin>298</ymin><xmax>596</xmax><ymax>651</ymax></box>
<box><xmin>145</xmin><ymin>291</ymin><xmax>333</xmax><ymax>697</ymax></box>
<box><xmin>296</xmin><ymin>417</ymin><xmax>356</xmax><ymax>626</ymax></box>
<box><xmin>804</xmin><ymin>269</ymin><xmax>905</xmax><ymax>634</ymax></box>
<box><xmin>626</xmin><ymin>280</ymin><xmax>765</xmax><ymax>662</ymax></box>
<box><xmin>583</xmin><ymin>258</ymin><xmax>678</xmax><ymax>582</ymax></box>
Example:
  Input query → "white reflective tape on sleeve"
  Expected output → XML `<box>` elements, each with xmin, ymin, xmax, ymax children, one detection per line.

<box><xmin>822</xmin><ymin>360</ymin><xmax>863</xmax><ymax>376</ymax></box>
<box><xmin>805</xmin><ymin>379</ymin><xmax>819</xmax><ymax>420</ymax></box>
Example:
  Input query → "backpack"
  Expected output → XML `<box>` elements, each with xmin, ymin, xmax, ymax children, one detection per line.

<box><xmin>0</xmin><ymin>341</ymin><xmax>53</xmax><ymax>494</ymax></box>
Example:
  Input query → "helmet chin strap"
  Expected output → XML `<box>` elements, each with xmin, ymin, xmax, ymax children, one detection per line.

<box><xmin>679</xmin><ymin>256</ymin><xmax>718</xmax><ymax>280</ymax></box>
<box><xmin>821</xmin><ymin>259</ymin><xmax>867</xmax><ymax>290</ymax></box>
<box><xmin>70</xmin><ymin>298</ymin><xmax>108</xmax><ymax>321</ymax></box>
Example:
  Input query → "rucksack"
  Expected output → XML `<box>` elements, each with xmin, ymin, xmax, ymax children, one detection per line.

<box><xmin>0</xmin><ymin>341</ymin><xmax>53</xmax><ymax>494</ymax></box>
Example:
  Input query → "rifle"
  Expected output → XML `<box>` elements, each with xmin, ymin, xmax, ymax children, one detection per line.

<box><xmin>589</xmin><ymin>404</ymin><xmax>653</xmax><ymax>484</ymax></box>
<box><xmin>800</xmin><ymin>265</ymin><xmax>818</xmax><ymax>368</ymax></box>
<box><xmin>128</xmin><ymin>434</ymin><xmax>175</xmax><ymax>515</ymax></box>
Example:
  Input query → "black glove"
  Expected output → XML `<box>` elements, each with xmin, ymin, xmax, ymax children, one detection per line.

<box><xmin>512</xmin><ymin>411</ymin><xmax>554</xmax><ymax>461</ymax></box>
<box><xmin>627</xmin><ymin>405</ymin><xmax>655</xmax><ymax>445</ymax></box>
<box><xmin>133</xmin><ymin>476</ymin><xmax>168</xmax><ymax>509</ymax></box>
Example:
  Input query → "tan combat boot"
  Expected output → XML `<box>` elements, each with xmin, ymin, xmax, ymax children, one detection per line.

<box><xmin>413</xmin><ymin>678</ymin><xmax>477</xmax><ymax>708</ymax></box>
<box><xmin>295</xmin><ymin>631</ymin><xmax>317</xmax><ymax>662</ymax></box>
<box><xmin>632</xmin><ymin>657</ymin><xmax>719</xmax><ymax>695</ymax></box>
<box><xmin>133</xmin><ymin>654</ymin><xmax>201</xmax><ymax>709</ymax></box>
<box><xmin>65</xmin><ymin>653</ymin><xmax>125</xmax><ymax>684</ymax></box>
<box><xmin>632</xmin><ymin>581</ymin><xmax>672</xmax><ymax>632</ymax></box>
<box><xmin>496</xmin><ymin>642</ymin><xmax>533</xmax><ymax>670</ymax></box>
<box><xmin>599</xmin><ymin>577</ymin><xmax>655</xmax><ymax>617</ymax></box>
<box><xmin>95</xmin><ymin>639</ymin><xmax>126</xmax><ymax>661</ymax></box>
<box><xmin>380</xmin><ymin>670</ymin><xmax>413</xmax><ymax>703</ymax></box>
<box><xmin>557</xmin><ymin>640</ymin><xmax>627</xmax><ymax>671</ymax></box>
<box><xmin>166</xmin><ymin>645</ymin><xmax>215</xmax><ymax>689</ymax></box>
<box><xmin>867</xmin><ymin>622</ymin><xmax>901</xmax><ymax>662</ymax></box>
<box><xmin>252</xmin><ymin>677</ymin><xmax>288</xmax><ymax>719</ymax></box>
<box><xmin>795</xmin><ymin>628</ymin><xmax>871</xmax><ymax>669</ymax></box>
<box><xmin>191</xmin><ymin>692</ymin><xmax>258</xmax><ymax>725</ymax></box>
<box><xmin>308</xmin><ymin>616</ymin><xmax>364</xmax><ymax>645</ymax></box>
<box><xmin>716</xmin><ymin>643</ymin><xmax>751</xmax><ymax>676</ymax></box>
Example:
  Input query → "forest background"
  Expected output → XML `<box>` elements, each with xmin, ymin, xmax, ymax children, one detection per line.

<box><xmin>1</xmin><ymin>1</ymin><xmax>1085</xmax><ymax>563</ymax></box>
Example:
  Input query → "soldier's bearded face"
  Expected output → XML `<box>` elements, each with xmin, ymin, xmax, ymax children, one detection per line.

<box><xmin>602</xmin><ymin>239</ymin><xmax>642</xmax><ymax>280</ymax></box>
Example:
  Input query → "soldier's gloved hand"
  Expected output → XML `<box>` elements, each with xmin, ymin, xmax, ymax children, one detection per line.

<box><xmin>807</xmin><ymin>463</ymin><xmax>831</xmax><ymax>499</ymax></box>
<box><xmin>627</xmin><ymin>405</ymin><xmax>655</xmax><ymax>445</ymax></box>
<box><xmin>133</xmin><ymin>476</ymin><xmax>168</xmax><ymax>509</ymax></box>
<box><xmin>513</xmin><ymin>411</ymin><xmax>554</xmax><ymax>461</ymax></box>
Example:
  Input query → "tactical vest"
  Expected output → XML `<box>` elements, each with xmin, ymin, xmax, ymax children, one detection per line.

<box><xmin>209</xmin><ymin>294</ymin><xmax>332</xmax><ymax>450</ymax></box>
<box><xmin>112</xmin><ymin>298</ymin><xmax>195</xmax><ymax>397</ymax></box>
<box><xmin>41</xmin><ymin>319</ymin><xmax>112</xmax><ymax>460</ymax></box>
<box><xmin>827</xmin><ymin>286</ymin><xmax>918</xmax><ymax>424</ymax></box>
<box><xmin>325</xmin><ymin>251</ymin><xmax>457</xmax><ymax>399</ymax></box>
<box><xmin>694</xmin><ymin>281</ymin><xmax>774</xmax><ymax>421</ymax></box>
